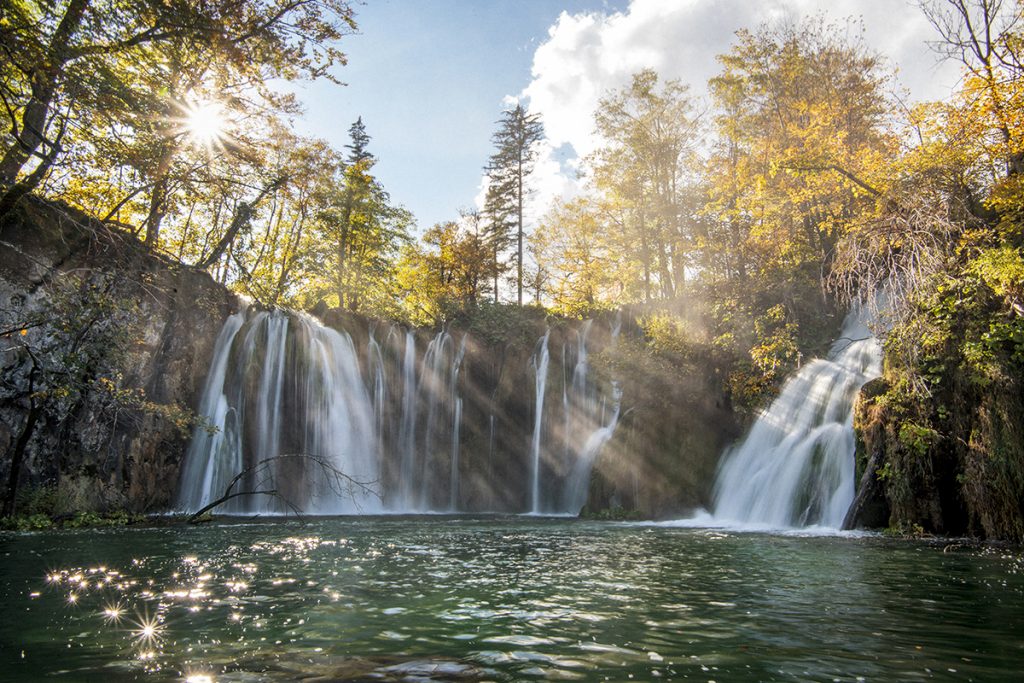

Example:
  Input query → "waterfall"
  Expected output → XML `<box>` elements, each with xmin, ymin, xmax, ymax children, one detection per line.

<box><xmin>176</xmin><ymin>310</ymin><xmax>381</xmax><ymax>514</ymax></box>
<box><xmin>556</xmin><ymin>319</ymin><xmax>621</xmax><ymax>515</ymax></box>
<box><xmin>487</xmin><ymin>413</ymin><xmax>495</xmax><ymax>510</ymax></box>
<box><xmin>711</xmin><ymin>309</ymin><xmax>882</xmax><ymax>528</ymax></box>
<box><xmin>419</xmin><ymin>331</ymin><xmax>452</xmax><ymax>509</ymax></box>
<box><xmin>529</xmin><ymin>329</ymin><xmax>551</xmax><ymax>514</ymax></box>
<box><xmin>396</xmin><ymin>330</ymin><xmax>418</xmax><ymax>510</ymax></box>
<box><xmin>176</xmin><ymin>312</ymin><xmax>245</xmax><ymax>512</ymax></box>
<box><xmin>367</xmin><ymin>329</ymin><xmax>387</xmax><ymax>454</ymax></box>
<box><xmin>563</xmin><ymin>382</ymin><xmax>622</xmax><ymax>515</ymax></box>
<box><xmin>449</xmin><ymin>335</ymin><xmax>467</xmax><ymax>511</ymax></box>
<box><xmin>179</xmin><ymin>310</ymin><xmax>623</xmax><ymax>517</ymax></box>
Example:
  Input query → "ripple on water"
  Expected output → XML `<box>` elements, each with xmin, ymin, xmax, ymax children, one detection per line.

<box><xmin>2</xmin><ymin>519</ymin><xmax>1023</xmax><ymax>682</ymax></box>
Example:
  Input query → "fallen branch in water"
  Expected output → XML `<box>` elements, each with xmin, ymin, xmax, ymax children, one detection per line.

<box><xmin>187</xmin><ymin>453</ymin><xmax>379</xmax><ymax>524</ymax></box>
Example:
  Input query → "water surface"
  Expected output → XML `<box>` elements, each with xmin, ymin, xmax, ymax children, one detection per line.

<box><xmin>1</xmin><ymin>517</ymin><xmax>1021</xmax><ymax>681</ymax></box>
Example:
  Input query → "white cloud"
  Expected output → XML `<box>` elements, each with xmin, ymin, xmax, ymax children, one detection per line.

<box><xmin>525</xmin><ymin>139</ymin><xmax>580</xmax><ymax>225</ymax></box>
<box><xmin>519</xmin><ymin>0</ymin><xmax>963</xmax><ymax>197</ymax></box>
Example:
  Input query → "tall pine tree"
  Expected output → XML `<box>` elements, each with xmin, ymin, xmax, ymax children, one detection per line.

<box><xmin>482</xmin><ymin>104</ymin><xmax>544</xmax><ymax>306</ymax></box>
<box><xmin>336</xmin><ymin>117</ymin><xmax>375</xmax><ymax>305</ymax></box>
<box><xmin>327</xmin><ymin>117</ymin><xmax>412</xmax><ymax>311</ymax></box>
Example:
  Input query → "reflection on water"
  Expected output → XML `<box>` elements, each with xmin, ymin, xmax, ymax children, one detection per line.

<box><xmin>1</xmin><ymin>518</ymin><xmax>1023</xmax><ymax>681</ymax></box>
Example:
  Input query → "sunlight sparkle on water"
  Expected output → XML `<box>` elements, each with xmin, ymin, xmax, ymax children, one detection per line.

<box><xmin>16</xmin><ymin>522</ymin><xmax>1024</xmax><ymax>681</ymax></box>
<box><xmin>130</xmin><ymin>612</ymin><xmax>165</xmax><ymax>646</ymax></box>
<box><xmin>101</xmin><ymin>602</ymin><xmax>125</xmax><ymax>623</ymax></box>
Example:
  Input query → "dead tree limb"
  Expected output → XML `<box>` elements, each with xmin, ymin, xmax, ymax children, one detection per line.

<box><xmin>186</xmin><ymin>453</ymin><xmax>380</xmax><ymax>523</ymax></box>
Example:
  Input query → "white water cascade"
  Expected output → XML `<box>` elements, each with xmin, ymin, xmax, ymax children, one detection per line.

<box><xmin>176</xmin><ymin>312</ymin><xmax>246</xmax><ymax>513</ymax></box>
<box><xmin>529</xmin><ymin>329</ymin><xmax>551</xmax><ymax>514</ymax></box>
<box><xmin>176</xmin><ymin>310</ymin><xmax>381</xmax><ymax>514</ymax></box>
<box><xmin>525</xmin><ymin>320</ymin><xmax>623</xmax><ymax>515</ymax></box>
<box><xmin>397</xmin><ymin>330</ymin><xmax>418</xmax><ymax>509</ymax></box>
<box><xmin>563</xmin><ymin>382</ymin><xmax>622</xmax><ymax>515</ymax></box>
<box><xmin>178</xmin><ymin>309</ymin><xmax>623</xmax><ymax>516</ymax></box>
<box><xmin>448</xmin><ymin>335</ymin><xmax>467</xmax><ymax>511</ymax></box>
<box><xmin>711</xmin><ymin>309</ymin><xmax>882</xmax><ymax>529</ymax></box>
<box><xmin>557</xmin><ymin>320</ymin><xmax>622</xmax><ymax>515</ymax></box>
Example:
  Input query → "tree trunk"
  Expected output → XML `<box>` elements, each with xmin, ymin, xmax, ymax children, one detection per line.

<box><xmin>337</xmin><ymin>187</ymin><xmax>355</xmax><ymax>306</ymax></box>
<box><xmin>0</xmin><ymin>118</ymin><xmax>67</xmax><ymax>219</ymax></box>
<box><xmin>196</xmin><ymin>178</ymin><xmax>283</xmax><ymax>269</ymax></box>
<box><xmin>517</xmin><ymin>156</ymin><xmax>524</xmax><ymax>307</ymax></box>
<box><xmin>493</xmin><ymin>243</ymin><xmax>499</xmax><ymax>304</ymax></box>
<box><xmin>144</xmin><ymin>176</ymin><xmax>169</xmax><ymax>248</ymax></box>
<box><xmin>639</xmin><ymin>207</ymin><xmax>651</xmax><ymax>304</ymax></box>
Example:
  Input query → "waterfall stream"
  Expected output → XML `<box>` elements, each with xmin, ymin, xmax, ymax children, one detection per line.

<box><xmin>177</xmin><ymin>305</ymin><xmax>880</xmax><ymax>522</ymax></box>
<box><xmin>175</xmin><ymin>310</ymin><xmax>381</xmax><ymax>515</ymax></box>
<box><xmin>529</xmin><ymin>330</ymin><xmax>551</xmax><ymax>514</ymax></box>
<box><xmin>178</xmin><ymin>309</ymin><xmax>622</xmax><ymax>515</ymax></box>
<box><xmin>710</xmin><ymin>309</ymin><xmax>882</xmax><ymax>529</ymax></box>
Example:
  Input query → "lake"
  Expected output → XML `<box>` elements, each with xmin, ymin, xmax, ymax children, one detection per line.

<box><xmin>1</xmin><ymin>517</ymin><xmax>1021</xmax><ymax>681</ymax></box>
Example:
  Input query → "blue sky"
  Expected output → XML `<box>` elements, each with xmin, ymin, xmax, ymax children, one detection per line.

<box><xmin>292</xmin><ymin>0</ymin><xmax>629</xmax><ymax>232</ymax></box>
<box><xmin>291</xmin><ymin>0</ymin><xmax>960</xmax><ymax>234</ymax></box>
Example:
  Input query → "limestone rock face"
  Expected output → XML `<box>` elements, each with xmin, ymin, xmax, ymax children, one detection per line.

<box><xmin>0</xmin><ymin>198</ymin><xmax>238</xmax><ymax>513</ymax></box>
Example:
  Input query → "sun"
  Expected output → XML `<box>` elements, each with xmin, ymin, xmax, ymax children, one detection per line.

<box><xmin>181</xmin><ymin>100</ymin><xmax>227</xmax><ymax>149</ymax></box>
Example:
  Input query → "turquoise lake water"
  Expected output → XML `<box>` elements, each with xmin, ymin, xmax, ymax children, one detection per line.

<box><xmin>1</xmin><ymin>517</ymin><xmax>1021</xmax><ymax>681</ymax></box>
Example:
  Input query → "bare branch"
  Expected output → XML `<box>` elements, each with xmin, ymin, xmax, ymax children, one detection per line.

<box><xmin>186</xmin><ymin>453</ymin><xmax>380</xmax><ymax>523</ymax></box>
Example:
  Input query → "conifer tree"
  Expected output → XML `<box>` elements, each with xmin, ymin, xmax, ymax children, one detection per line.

<box><xmin>482</xmin><ymin>104</ymin><xmax>544</xmax><ymax>306</ymax></box>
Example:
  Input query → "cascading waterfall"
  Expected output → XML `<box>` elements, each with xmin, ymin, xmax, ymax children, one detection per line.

<box><xmin>529</xmin><ymin>329</ymin><xmax>551</xmax><ymax>514</ymax></box>
<box><xmin>711</xmin><ymin>308</ymin><xmax>882</xmax><ymax>528</ymax></box>
<box><xmin>367</xmin><ymin>330</ymin><xmax>387</xmax><ymax>462</ymax></box>
<box><xmin>486</xmin><ymin>414</ymin><xmax>496</xmax><ymax>509</ymax></box>
<box><xmin>554</xmin><ymin>318</ymin><xmax>625</xmax><ymax>515</ymax></box>
<box><xmin>176</xmin><ymin>312</ymin><xmax>246</xmax><ymax>513</ymax></box>
<box><xmin>178</xmin><ymin>309</ymin><xmax>623</xmax><ymax>516</ymax></box>
<box><xmin>562</xmin><ymin>321</ymin><xmax>594</xmax><ymax>477</ymax></box>
<box><xmin>563</xmin><ymin>382</ymin><xmax>622</xmax><ymax>515</ymax></box>
<box><xmin>448</xmin><ymin>335</ymin><xmax>467</xmax><ymax>511</ymax></box>
<box><xmin>397</xmin><ymin>330</ymin><xmax>418</xmax><ymax>509</ymax></box>
<box><xmin>176</xmin><ymin>310</ymin><xmax>381</xmax><ymax>514</ymax></box>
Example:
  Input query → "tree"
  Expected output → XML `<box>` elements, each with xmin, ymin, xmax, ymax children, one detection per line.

<box><xmin>919</xmin><ymin>0</ymin><xmax>1024</xmax><ymax>176</ymax></box>
<box><xmin>481</xmin><ymin>171</ymin><xmax>515</xmax><ymax>303</ymax></box>
<box><xmin>482</xmin><ymin>103</ymin><xmax>544</xmax><ymax>306</ymax></box>
<box><xmin>0</xmin><ymin>0</ymin><xmax>356</xmax><ymax>231</ymax></box>
<box><xmin>703</xmin><ymin>19</ymin><xmax>894</xmax><ymax>286</ymax></box>
<box><xmin>830</xmin><ymin>1</ymin><xmax>1024</xmax><ymax>330</ymax></box>
<box><xmin>334</xmin><ymin>117</ymin><xmax>376</xmax><ymax>307</ymax></box>
<box><xmin>588</xmin><ymin>69</ymin><xmax>700</xmax><ymax>302</ymax></box>
<box><xmin>533</xmin><ymin>197</ymin><xmax>623</xmax><ymax>313</ymax></box>
<box><xmin>186</xmin><ymin>454</ymin><xmax>378</xmax><ymax>523</ymax></box>
<box><xmin>312</xmin><ymin>119</ymin><xmax>413</xmax><ymax>314</ymax></box>
<box><xmin>394</xmin><ymin>213</ymin><xmax>494</xmax><ymax>325</ymax></box>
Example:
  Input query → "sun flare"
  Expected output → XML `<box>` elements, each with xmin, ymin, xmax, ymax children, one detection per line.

<box><xmin>182</xmin><ymin>100</ymin><xmax>227</xmax><ymax>149</ymax></box>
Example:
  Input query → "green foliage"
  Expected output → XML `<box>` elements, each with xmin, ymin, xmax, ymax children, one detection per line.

<box><xmin>897</xmin><ymin>422</ymin><xmax>940</xmax><ymax>457</ymax></box>
<box><xmin>459</xmin><ymin>302</ymin><xmax>546</xmax><ymax>348</ymax></box>
<box><xmin>2</xmin><ymin>483</ymin><xmax>145</xmax><ymax>529</ymax></box>
<box><xmin>749</xmin><ymin>305</ymin><xmax>800</xmax><ymax>377</ymax></box>
<box><xmin>0</xmin><ymin>514</ymin><xmax>54</xmax><ymax>531</ymax></box>
<box><xmin>13</xmin><ymin>485</ymin><xmax>61</xmax><ymax>518</ymax></box>
<box><xmin>1</xmin><ymin>267</ymin><xmax>198</xmax><ymax>515</ymax></box>
<box><xmin>0</xmin><ymin>510</ymin><xmax>146</xmax><ymax>531</ymax></box>
<box><xmin>863</xmin><ymin>246</ymin><xmax>1024</xmax><ymax>539</ymax></box>
<box><xmin>580</xmin><ymin>505</ymin><xmax>645</xmax><ymax>521</ymax></box>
